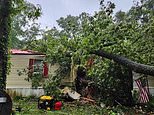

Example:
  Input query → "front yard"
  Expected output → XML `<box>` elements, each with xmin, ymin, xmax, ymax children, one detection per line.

<box><xmin>12</xmin><ymin>96</ymin><xmax>154</xmax><ymax>115</ymax></box>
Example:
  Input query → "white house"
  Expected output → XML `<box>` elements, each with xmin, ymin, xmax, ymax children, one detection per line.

<box><xmin>6</xmin><ymin>49</ymin><xmax>52</xmax><ymax>97</ymax></box>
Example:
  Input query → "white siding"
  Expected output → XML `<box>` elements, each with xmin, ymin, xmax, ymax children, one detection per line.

<box><xmin>48</xmin><ymin>63</ymin><xmax>59</xmax><ymax>76</ymax></box>
<box><xmin>6</xmin><ymin>55</ymin><xmax>62</xmax><ymax>96</ymax></box>
<box><xmin>6</xmin><ymin>55</ymin><xmax>45</xmax><ymax>88</ymax></box>
<box><xmin>6</xmin><ymin>88</ymin><xmax>44</xmax><ymax>97</ymax></box>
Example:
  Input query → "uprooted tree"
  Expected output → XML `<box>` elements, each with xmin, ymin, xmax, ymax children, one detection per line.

<box><xmin>26</xmin><ymin>0</ymin><xmax>154</xmax><ymax>106</ymax></box>
<box><xmin>90</xmin><ymin>49</ymin><xmax>154</xmax><ymax>105</ymax></box>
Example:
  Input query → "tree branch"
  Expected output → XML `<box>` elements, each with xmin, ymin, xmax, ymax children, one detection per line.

<box><xmin>91</xmin><ymin>50</ymin><xmax>154</xmax><ymax>76</ymax></box>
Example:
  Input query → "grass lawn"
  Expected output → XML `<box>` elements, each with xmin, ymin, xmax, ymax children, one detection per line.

<box><xmin>13</xmin><ymin>100</ymin><xmax>107</xmax><ymax>115</ymax></box>
<box><xmin>12</xmin><ymin>97</ymin><xmax>154</xmax><ymax>115</ymax></box>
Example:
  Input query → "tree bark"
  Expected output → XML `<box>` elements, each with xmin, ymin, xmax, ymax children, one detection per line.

<box><xmin>91</xmin><ymin>50</ymin><xmax>154</xmax><ymax>76</ymax></box>
<box><xmin>0</xmin><ymin>0</ymin><xmax>11</xmax><ymax>90</ymax></box>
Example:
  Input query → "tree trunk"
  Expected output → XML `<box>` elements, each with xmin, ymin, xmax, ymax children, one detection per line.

<box><xmin>0</xmin><ymin>0</ymin><xmax>11</xmax><ymax>90</ymax></box>
<box><xmin>91</xmin><ymin>50</ymin><xmax>154</xmax><ymax>76</ymax></box>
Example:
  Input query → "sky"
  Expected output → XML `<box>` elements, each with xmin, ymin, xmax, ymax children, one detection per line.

<box><xmin>27</xmin><ymin>0</ymin><xmax>134</xmax><ymax>29</ymax></box>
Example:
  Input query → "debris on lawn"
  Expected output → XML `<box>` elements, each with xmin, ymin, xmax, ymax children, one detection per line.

<box><xmin>67</xmin><ymin>91</ymin><xmax>81</xmax><ymax>100</ymax></box>
<box><xmin>61</xmin><ymin>87</ymin><xmax>81</xmax><ymax>100</ymax></box>
<box><xmin>61</xmin><ymin>87</ymin><xmax>71</xmax><ymax>95</ymax></box>
<box><xmin>100</xmin><ymin>102</ymin><xmax>106</xmax><ymax>108</ymax></box>
<box><xmin>61</xmin><ymin>86</ymin><xmax>97</xmax><ymax>106</ymax></box>
<box><xmin>80</xmin><ymin>97</ymin><xmax>96</xmax><ymax>105</ymax></box>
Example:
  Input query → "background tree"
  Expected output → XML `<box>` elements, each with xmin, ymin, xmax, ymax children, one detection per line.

<box><xmin>10</xmin><ymin>0</ymin><xmax>42</xmax><ymax>49</ymax></box>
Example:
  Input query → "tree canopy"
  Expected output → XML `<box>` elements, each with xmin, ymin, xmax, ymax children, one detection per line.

<box><xmin>24</xmin><ymin>0</ymin><xmax>154</xmax><ymax>104</ymax></box>
<box><xmin>31</xmin><ymin>0</ymin><xmax>154</xmax><ymax>76</ymax></box>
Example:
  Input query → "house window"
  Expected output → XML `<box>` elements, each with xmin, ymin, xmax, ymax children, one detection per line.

<box><xmin>29</xmin><ymin>59</ymin><xmax>48</xmax><ymax>78</ymax></box>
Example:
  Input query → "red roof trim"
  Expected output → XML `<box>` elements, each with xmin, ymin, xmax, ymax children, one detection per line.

<box><xmin>10</xmin><ymin>49</ymin><xmax>45</xmax><ymax>55</ymax></box>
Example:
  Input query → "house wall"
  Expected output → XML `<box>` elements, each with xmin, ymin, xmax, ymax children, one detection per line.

<box><xmin>47</xmin><ymin>64</ymin><xmax>73</xmax><ymax>86</ymax></box>
<box><xmin>9</xmin><ymin>55</ymin><xmax>154</xmax><ymax>97</ymax></box>
<box><xmin>48</xmin><ymin>63</ymin><xmax>59</xmax><ymax>76</ymax></box>
<box><xmin>133</xmin><ymin>72</ymin><xmax>154</xmax><ymax>96</ymax></box>
<box><xmin>6</xmin><ymin>54</ymin><xmax>45</xmax><ymax>97</ymax></box>
<box><xmin>61</xmin><ymin>65</ymin><xmax>77</xmax><ymax>86</ymax></box>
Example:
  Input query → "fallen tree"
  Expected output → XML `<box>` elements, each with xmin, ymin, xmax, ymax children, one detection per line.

<box><xmin>91</xmin><ymin>50</ymin><xmax>154</xmax><ymax>76</ymax></box>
